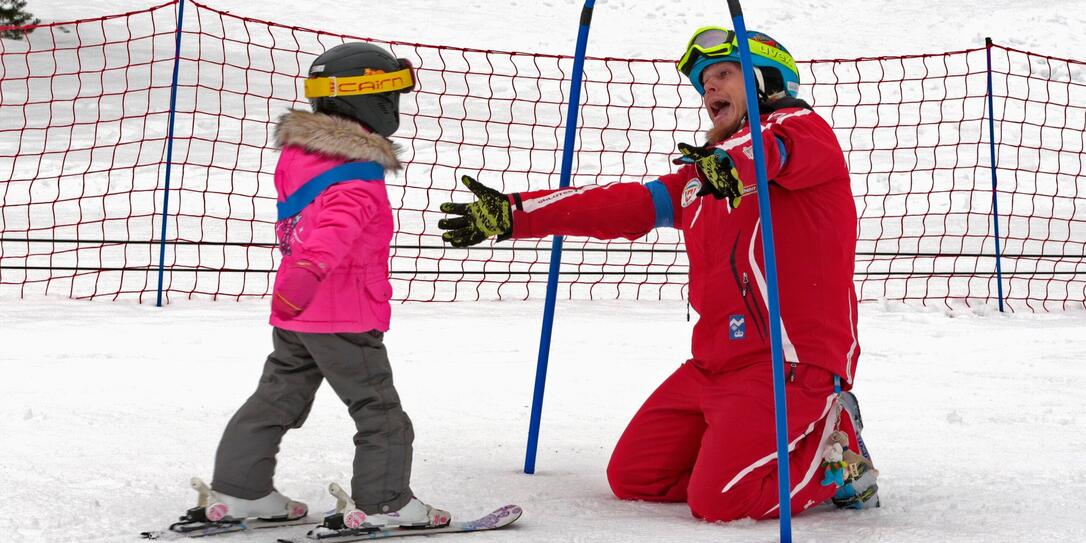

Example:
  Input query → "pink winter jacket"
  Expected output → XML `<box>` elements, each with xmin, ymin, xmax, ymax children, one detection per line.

<box><xmin>268</xmin><ymin>110</ymin><xmax>402</xmax><ymax>334</ymax></box>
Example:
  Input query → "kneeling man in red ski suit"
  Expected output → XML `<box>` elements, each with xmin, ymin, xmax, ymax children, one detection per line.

<box><xmin>438</xmin><ymin>27</ymin><xmax>880</xmax><ymax>521</ymax></box>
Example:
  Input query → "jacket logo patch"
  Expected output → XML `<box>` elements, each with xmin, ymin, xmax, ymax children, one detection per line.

<box><xmin>276</xmin><ymin>215</ymin><xmax>303</xmax><ymax>255</ymax></box>
<box><xmin>681</xmin><ymin>179</ymin><xmax>701</xmax><ymax>208</ymax></box>
<box><xmin>729</xmin><ymin>314</ymin><xmax>746</xmax><ymax>340</ymax></box>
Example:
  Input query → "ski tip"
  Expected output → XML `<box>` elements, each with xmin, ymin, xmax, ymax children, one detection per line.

<box><xmin>503</xmin><ymin>504</ymin><xmax>523</xmax><ymax>523</ymax></box>
<box><xmin>497</xmin><ymin>504</ymin><xmax>522</xmax><ymax>514</ymax></box>
<box><xmin>493</xmin><ymin>504</ymin><xmax>522</xmax><ymax>518</ymax></box>
<box><xmin>460</xmin><ymin>504</ymin><xmax>522</xmax><ymax>530</ymax></box>
<box><xmin>499</xmin><ymin>504</ymin><xmax>523</xmax><ymax>528</ymax></box>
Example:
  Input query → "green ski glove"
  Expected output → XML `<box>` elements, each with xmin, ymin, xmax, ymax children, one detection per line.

<box><xmin>674</xmin><ymin>142</ymin><xmax>745</xmax><ymax>209</ymax></box>
<box><xmin>438</xmin><ymin>175</ymin><xmax>513</xmax><ymax>248</ymax></box>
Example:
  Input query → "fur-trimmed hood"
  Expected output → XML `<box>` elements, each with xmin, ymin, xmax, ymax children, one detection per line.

<box><xmin>275</xmin><ymin>110</ymin><xmax>402</xmax><ymax>172</ymax></box>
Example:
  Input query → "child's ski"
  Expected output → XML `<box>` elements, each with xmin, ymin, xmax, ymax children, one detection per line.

<box><xmin>276</xmin><ymin>505</ymin><xmax>522</xmax><ymax>542</ymax></box>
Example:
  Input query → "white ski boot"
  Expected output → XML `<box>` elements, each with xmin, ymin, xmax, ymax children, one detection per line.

<box><xmin>327</xmin><ymin>482</ymin><xmax>451</xmax><ymax>529</ymax></box>
<box><xmin>191</xmin><ymin>478</ymin><xmax>308</xmax><ymax>522</ymax></box>
<box><xmin>150</xmin><ymin>478</ymin><xmax>310</xmax><ymax>538</ymax></box>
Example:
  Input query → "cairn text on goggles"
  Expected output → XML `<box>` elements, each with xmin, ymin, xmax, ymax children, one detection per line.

<box><xmin>305</xmin><ymin>63</ymin><xmax>415</xmax><ymax>98</ymax></box>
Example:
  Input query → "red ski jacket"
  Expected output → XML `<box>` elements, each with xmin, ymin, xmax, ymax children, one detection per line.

<box><xmin>509</xmin><ymin>105</ymin><xmax>860</xmax><ymax>383</ymax></box>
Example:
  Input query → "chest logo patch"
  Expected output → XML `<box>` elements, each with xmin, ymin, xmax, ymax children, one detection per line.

<box><xmin>729</xmin><ymin>314</ymin><xmax>746</xmax><ymax>340</ymax></box>
<box><xmin>681</xmin><ymin>179</ymin><xmax>701</xmax><ymax>208</ymax></box>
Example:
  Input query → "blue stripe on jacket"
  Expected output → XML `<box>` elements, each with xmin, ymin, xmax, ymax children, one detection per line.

<box><xmin>776</xmin><ymin>136</ymin><xmax>788</xmax><ymax>170</ymax></box>
<box><xmin>645</xmin><ymin>180</ymin><xmax>674</xmax><ymax>228</ymax></box>
<box><xmin>277</xmin><ymin>161</ymin><xmax>385</xmax><ymax>221</ymax></box>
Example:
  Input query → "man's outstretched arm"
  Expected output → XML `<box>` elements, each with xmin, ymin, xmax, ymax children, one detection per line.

<box><xmin>438</xmin><ymin>174</ymin><xmax>681</xmax><ymax>247</ymax></box>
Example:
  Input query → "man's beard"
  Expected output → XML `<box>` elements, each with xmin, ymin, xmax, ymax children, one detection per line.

<box><xmin>705</xmin><ymin>114</ymin><xmax>746</xmax><ymax>145</ymax></box>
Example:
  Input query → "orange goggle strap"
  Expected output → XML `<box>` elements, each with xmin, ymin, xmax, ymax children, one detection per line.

<box><xmin>304</xmin><ymin>67</ymin><xmax>414</xmax><ymax>98</ymax></box>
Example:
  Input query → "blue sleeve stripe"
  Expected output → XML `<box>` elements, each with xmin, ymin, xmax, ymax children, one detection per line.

<box><xmin>277</xmin><ymin>161</ymin><xmax>384</xmax><ymax>221</ymax></box>
<box><xmin>645</xmin><ymin>180</ymin><xmax>674</xmax><ymax>228</ymax></box>
<box><xmin>776</xmin><ymin>136</ymin><xmax>788</xmax><ymax>170</ymax></box>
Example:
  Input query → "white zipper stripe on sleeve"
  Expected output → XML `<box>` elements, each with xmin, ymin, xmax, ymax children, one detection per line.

<box><xmin>520</xmin><ymin>184</ymin><xmax>602</xmax><ymax>213</ymax></box>
<box><xmin>748</xmin><ymin>219</ymin><xmax>799</xmax><ymax>363</ymax></box>
<box><xmin>689</xmin><ymin>196</ymin><xmax>705</xmax><ymax>229</ymax></box>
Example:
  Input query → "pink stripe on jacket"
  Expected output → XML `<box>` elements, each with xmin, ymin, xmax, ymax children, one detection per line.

<box><xmin>269</xmin><ymin>110</ymin><xmax>402</xmax><ymax>334</ymax></box>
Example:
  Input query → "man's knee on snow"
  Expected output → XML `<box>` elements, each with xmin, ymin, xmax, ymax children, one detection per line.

<box><xmin>605</xmin><ymin>461</ymin><xmax>640</xmax><ymax>500</ymax></box>
<box><xmin>606</xmin><ymin>460</ymin><xmax>689</xmax><ymax>502</ymax></box>
<box><xmin>686</xmin><ymin>476</ymin><xmax>764</xmax><ymax>523</ymax></box>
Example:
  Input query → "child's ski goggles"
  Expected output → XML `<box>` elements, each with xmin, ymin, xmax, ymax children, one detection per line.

<box><xmin>305</xmin><ymin>60</ymin><xmax>415</xmax><ymax>98</ymax></box>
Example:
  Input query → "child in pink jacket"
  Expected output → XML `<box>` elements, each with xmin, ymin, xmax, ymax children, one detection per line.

<box><xmin>181</xmin><ymin>43</ymin><xmax>450</xmax><ymax>533</ymax></box>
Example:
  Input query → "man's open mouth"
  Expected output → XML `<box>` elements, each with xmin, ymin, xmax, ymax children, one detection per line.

<box><xmin>710</xmin><ymin>98</ymin><xmax>731</xmax><ymax>122</ymax></box>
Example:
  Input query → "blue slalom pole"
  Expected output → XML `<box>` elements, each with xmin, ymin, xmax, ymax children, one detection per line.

<box><xmin>524</xmin><ymin>0</ymin><xmax>595</xmax><ymax>475</ymax></box>
<box><xmin>726</xmin><ymin>1</ymin><xmax>793</xmax><ymax>540</ymax></box>
<box><xmin>984</xmin><ymin>37</ymin><xmax>1006</xmax><ymax>313</ymax></box>
<box><xmin>155</xmin><ymin>0</ymin><xmax>186</xmax><ymax>307</ymax></box>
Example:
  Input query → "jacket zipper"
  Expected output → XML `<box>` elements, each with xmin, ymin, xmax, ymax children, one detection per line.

<box><xmin>729</xmin><ymin>232</ymin><xmax>766</xmax><ymax>341</ymax></box>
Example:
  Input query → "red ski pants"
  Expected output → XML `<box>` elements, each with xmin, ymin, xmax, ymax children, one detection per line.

<box><xmin>606</xmin><ymin>361</ymin><xmax>857</xmax><ymax>522</ymax></box>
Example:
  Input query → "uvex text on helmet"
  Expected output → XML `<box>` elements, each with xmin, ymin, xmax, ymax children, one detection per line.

<box><xmin>307</xmin><ymin>42</ymin><xmax>412</xmax><ymax>137</ymax></box>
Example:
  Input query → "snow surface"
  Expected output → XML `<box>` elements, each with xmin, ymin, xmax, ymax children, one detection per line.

<box><xmin>4</xmin><ymin>1</ymin><xmax>1086</xmax><ymax>542</ymax></box>
<box><xmin>2</xmin><ymin>298</ymin><xmax>1086</xmax><ymax>543</ymax></box>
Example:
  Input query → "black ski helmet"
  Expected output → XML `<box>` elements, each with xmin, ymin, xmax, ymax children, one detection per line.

<box><xmin>306</xmin><ymin>42</ymin><xmax>414</xmax><ymax>137</ymax></box>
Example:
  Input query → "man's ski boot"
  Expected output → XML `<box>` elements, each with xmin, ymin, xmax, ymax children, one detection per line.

<box><xmin>166</xmin><ymin>478</ymin><xmax>308</xmax><ymax>534</ymax></box>
<box><xmin>315</xmin><ymin>482</ymin><xmax>451</xmax><ymax>537</ymax></box>
<box><xmin>829</xmin><ymin>391</ymin><xmax>880</xmax><ymax>509</ymax></box>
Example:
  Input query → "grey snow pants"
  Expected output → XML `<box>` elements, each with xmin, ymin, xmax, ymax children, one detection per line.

<box><xmin>211</xmin><ymin>328</ymin><xmax>414</xmax><ymax>514</ymax></box>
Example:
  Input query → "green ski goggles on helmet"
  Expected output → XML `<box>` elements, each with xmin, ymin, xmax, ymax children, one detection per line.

<box><xmin>676</xmin><ymin>26</ymin><xmax>800</xmax><ymax>96</ymax></box>
<box><xmin>676</xmin><ymin>27</ymin><xmax>738</xmax><ymax>77</ymax></box>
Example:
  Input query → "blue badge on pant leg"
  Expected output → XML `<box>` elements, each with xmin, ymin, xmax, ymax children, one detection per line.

<box><xmin>729</xmin><ymin>314</ymin><xmax>746</xmax><ymax>340</ymax></box>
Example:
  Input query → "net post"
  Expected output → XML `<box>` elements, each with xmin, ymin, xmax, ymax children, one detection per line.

<box><xmin>726</xmin><ymin>2</ymin><xmax>793</xmax><ymax>540</ymax></box>
<box><xmin>984</xmin><ymin>37</ymin><xmax>1006</xmax><ymax>312</ymax></box>
<box><xmin>524</xmin><ymin>0</ymin><xmax>596</xmax><ymax>475</ymax></box>
<box><xmin>155</xmin><ymin>0</ymin><xmax>186</xmax><ymax>307</ymax></box>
